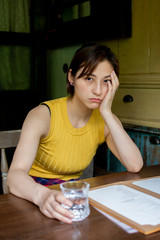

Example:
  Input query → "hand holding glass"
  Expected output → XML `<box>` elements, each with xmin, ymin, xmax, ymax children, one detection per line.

<box><xmin>60</xmin><ymin>181</ymin><xmax>90</xmax><ymax>221</ymax></box>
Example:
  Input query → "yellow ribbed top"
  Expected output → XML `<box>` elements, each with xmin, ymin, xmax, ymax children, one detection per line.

<box><xmin>29</xmin><ymin>97</ymin><xmax>105</xmax><ymax>180</ymax></box>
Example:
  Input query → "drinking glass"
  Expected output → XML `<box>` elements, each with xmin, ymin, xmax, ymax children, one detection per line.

<box><xmin>60</xmin><ymin>181</ymin><xmax>90</xmax><ymax>221</ymax></box>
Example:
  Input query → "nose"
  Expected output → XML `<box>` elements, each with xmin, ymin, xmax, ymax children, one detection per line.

<box><xmin>92</xmin><ymin>82</ymin><xmax>102</xmax><ymax>95</ymax></box>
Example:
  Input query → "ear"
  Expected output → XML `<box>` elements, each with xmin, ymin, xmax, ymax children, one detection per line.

<box><xmin>68</xmin><ymin>69</ymin><xmax>74</xmax><ymax>85</ymax></box>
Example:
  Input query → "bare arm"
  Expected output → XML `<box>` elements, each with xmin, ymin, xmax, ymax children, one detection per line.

<box><xmin>100</xmin><ymin>71</ymin><xmax>143</xmax><ymax>172</ymax></box>
<box><xmin>104</xmin><ymin>114</ymin><xmax>143</xmax><ymax>172</ymax></box>
<box><xmin>7</xmin><ymin>105</ymin><xmax>74</xmax><ymax>223</ymax></box>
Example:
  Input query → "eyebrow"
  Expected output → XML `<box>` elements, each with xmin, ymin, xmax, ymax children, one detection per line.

<box><xmin>88</xmin><ymin>73</ymin><xmax>111</xmax><ymax>78</ymax></box>
<box><xmin>105</xmin><ymin>75</ymin><xmax>111</xmax><ymax>78</ymax></box>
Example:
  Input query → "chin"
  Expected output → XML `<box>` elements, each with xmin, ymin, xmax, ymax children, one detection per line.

<box><xmin>87</xmin><ymin>102</ymin><xmax>100</xmax><ymax>109</ymax></box>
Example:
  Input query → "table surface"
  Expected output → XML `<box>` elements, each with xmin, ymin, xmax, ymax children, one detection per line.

<box><xmin>1</xmin><ymin>165</ymin><xmax>160</xmax><ymax>240</ymax></box>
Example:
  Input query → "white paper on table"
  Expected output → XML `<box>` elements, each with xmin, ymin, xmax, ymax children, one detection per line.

<box><xmin>133</xmin><ymin>177</ymin><xmax>160</xmax><ymax>194</ymax></box>
<box><xmin>94</xmin><ymin>206</ymin><xmax>138</xmax><ymax>234</ymax></box>
<box><xmin>89</xmin><ymin>185</ymin><xmax>160</xmax><ymax>226</ymax></box>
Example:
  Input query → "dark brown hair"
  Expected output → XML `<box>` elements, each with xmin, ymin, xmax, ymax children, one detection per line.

<box><xmin>66</xmin><ymin>43</ymin><xmax>119</xmax><ymax>96</ymax></box>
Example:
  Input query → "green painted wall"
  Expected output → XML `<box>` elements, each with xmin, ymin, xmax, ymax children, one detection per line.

<box><xmin>47</xmin><ymin>44</ymin><xmax>81</xmax><ymax>99</ymax></box>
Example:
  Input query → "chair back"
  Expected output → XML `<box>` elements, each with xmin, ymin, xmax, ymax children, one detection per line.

<box><xmin>0</xmin><ymin>130</ymin><xmax>21</xmax><ymax>194</ymax></box>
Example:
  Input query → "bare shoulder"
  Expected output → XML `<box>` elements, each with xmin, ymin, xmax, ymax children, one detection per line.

<box><xmin>27</xmin><ymin>104</ymin><xmax>50</xmax><ymax>120</ymax></box>
<box><xmin>22</xmin><ymin>104</ymin><xmax>51</xmax><ymax>139</ymax></box>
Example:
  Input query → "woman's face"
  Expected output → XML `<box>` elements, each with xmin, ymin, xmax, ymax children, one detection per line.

<box><xmin>70</xmin><ymin>60</ymin><xmax>114</xmax><ymax>109</ymax></box>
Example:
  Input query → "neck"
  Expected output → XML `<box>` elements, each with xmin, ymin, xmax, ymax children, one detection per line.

<box><xmin>67</xmin><ymin>96</ymin><xmax>92</xmax><ymax>128</ymax></box>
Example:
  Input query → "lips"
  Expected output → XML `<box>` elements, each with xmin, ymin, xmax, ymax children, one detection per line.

<box><xmin>89</xmin><ymin>98</ymin><xmax>102</xmax><ymax>103</ymax></box>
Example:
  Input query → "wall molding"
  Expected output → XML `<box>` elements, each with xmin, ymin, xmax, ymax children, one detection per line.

<box><xmin>119</xmin><ymin>73</ymin><xmax>160</xmax><ymax>88</ymax></box>
<box><xmin>119</xmin><ymin>117</ymin><xmax>160</xmax><ymax>129</ymax></box>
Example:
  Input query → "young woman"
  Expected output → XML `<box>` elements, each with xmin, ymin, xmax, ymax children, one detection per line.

<box><xmin>7</xmin><ymin>43</ymin><xmax>143</xmax><ymax>224</ymax></box>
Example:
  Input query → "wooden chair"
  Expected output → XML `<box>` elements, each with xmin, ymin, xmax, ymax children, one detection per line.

<box><xmin>0</xmin><ymin>130</ymin><xmax>21</xmax><ymax>194</ymax></box>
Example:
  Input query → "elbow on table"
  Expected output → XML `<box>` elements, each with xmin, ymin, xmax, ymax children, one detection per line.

<box><xmin>127</xmin><ymin>160</ymin><xmax>144</xmax><ymax>173</ymax></box>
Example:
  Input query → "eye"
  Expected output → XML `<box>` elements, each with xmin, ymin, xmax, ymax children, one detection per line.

<box><xmin>85</xmin><ymin>77</ymin><xmax>93</xmax><ymax>82</ymax></box>
<box><xmin>104</xmin><ymin>79</ymin><xmax>112</xmax><ymax>83</ymax></box>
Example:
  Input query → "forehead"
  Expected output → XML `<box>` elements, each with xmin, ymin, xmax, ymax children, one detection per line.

<box><xmin>93</xmin><ymin>60</ymin><xmax>113</xmax><ymax>74</ymax></box>
<box><xmin>76</xmin><ymin>60</ymin><xmax>113</xmax><ymax>78</ymax></box>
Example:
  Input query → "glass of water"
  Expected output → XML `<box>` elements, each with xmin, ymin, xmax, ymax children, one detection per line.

<box><xmin>60</xmin><ymin>181</ymin><xmax>90</xmax><ymax>221</ymax></box>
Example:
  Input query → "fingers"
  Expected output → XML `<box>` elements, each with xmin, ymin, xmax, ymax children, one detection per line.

<box><xmin>106</xmin><ymin>71</ymin><xmax>119</xmax><ymax>99</ymax></box>
<box><xmin>39</xmin><ymin>190</ymin><xmax>74</xmax><ymax>223</ymax></box>
<box><xmin>44</xmin><ymin>201</ymin><xmax>74</xmax><ymax>223</ymax></box>
<box><xmin>111</xmin><ymin>71</ymin><xmax>119</xmax><ymax>91</ymax></box>
<box><xmin>55</xmin><ymin>191</ymin><xmax>72</xmax><ymax>207</ymax></box>
<box><xmin>99</xmin><ymin>71</ymin><xmax>119</xmax><ymax>116</ymax></box>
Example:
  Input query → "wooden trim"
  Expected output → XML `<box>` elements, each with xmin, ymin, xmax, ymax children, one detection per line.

<box><xmin>120</xmin><ymin>118</ymin><xmax>160</xmax><ymax>129</ymax></box>
<box><xmin>119</xmin><ymin>73</ymin><xmax>160</xmax><ymax>88</ymax></box>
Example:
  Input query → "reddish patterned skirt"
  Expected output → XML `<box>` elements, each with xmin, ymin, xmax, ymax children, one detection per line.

<box><xmin>31</xmin><ymin>176</ymin><xmax>78</xmax><ymax>186</ymax></box>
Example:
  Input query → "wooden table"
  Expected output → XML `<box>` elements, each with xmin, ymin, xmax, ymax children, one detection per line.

<box><xmin>0</xmin><ymin>165</ymin><xmax>160</xmax><ymax>240</ymax></box>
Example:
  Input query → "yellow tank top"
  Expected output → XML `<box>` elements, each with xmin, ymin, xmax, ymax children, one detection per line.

<box><xmin>29</xmin><ymin>97</ymin><xmax>105</xmax><ymax>180</ymax></box>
